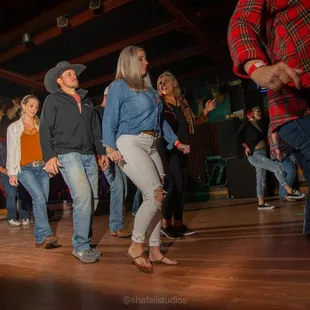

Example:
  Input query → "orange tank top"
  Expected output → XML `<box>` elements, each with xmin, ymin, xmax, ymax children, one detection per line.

<box><xmin>20</xmin><ymin>128</ymin><xmax>43</xmax><ymax>166</ymax></box>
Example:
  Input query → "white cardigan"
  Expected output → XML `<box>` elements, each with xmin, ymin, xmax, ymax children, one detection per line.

<box><xmin>6</xmin><ymin>118</ymin><xmax>40</xmax><ymax>177</ymax></box>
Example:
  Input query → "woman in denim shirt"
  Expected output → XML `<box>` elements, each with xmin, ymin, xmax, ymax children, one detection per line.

<box><xmin>102</xmin><ymin>46</ymin><xmax>189</xmax><ymax>273</ymax></box>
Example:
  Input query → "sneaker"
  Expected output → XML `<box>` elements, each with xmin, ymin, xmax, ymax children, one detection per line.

<box><xmin>22</xmin><ymin>219</ymin><xmax>30</xmax><ymax>226</ymax></box>
<box><xmin>72</xmin><ymin>249</ymin><xmax>100</xmax><ymax>263</ymax></box>
<box><xmin>91</xmin><ymin>248</ymin><xmax>103</xmax><ymax>258</ymax></box>
<box><xmin>258</xmin><ymin>202</ymin><xmax>275</xmax><ymax>210</ymax></box>
<box><xmin>176</xmin><ymin>225</ymin><xmax>196</xmax><ymax>236</ymax></box>
<box><xmin>160</xmin><ymin>226</ymin><xmax>183</xmax><ymax>240</ymax></box>
<box><xmin>287</xmin><ymin>189</ymin><xmax>306</xmax><ymax>200</ymax></box>
<box><xmin>7</xmin><ymin>219</ymin><xmax>21</xmax><ymax>227</ymax></box>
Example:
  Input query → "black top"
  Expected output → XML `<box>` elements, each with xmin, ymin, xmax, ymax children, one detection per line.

<box><xmin>163</xmin><ymin>104</ymin><xmax>189</xmax><ymax>144</ymax></box>
<box><xmin>39</xmin><ymin>88</ymin><xmax>106</xmax><ymax>162</ymax></box>
<box><xmin>234</xmin><ymin>119</ymin><xmax>268</xmax><ymax>154</ymax></box>
<box><xmin>0</xmin><ymin>115</ymin><xmax>14</xmax><ymax>137</ymax></box>
<box><xmin>95</xmin><ymin>105</ymin><xmax>105</xmax><ymax>125</ymax></box>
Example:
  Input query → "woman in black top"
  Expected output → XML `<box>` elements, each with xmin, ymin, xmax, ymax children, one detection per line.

<box><xmin>234</xmin><ymin>106</ymin><xmax>304</xmax><ymax>209</ymax></box>
<box><xmin>156</xmin><ymin>71</ymin><xmax>216</xmax><ymax>239</ymax></box>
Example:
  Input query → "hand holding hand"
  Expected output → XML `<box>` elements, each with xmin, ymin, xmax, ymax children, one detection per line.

<box><xmin>45</xmin><ymin>157</ymin><xmax>62</xmax><ymax>175</ymax></box>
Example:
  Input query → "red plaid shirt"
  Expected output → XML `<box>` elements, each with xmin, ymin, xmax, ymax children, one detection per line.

<box><xmin>228</xmin><ymin>0</ymin><xmax>310</xmax><ymax>131</ymax></box>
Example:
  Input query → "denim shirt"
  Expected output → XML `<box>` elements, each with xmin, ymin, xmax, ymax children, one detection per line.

<box><xmin>102</xmin><ymin>79</ymin><xmax>178</xmax><ymax>150</ymax></box>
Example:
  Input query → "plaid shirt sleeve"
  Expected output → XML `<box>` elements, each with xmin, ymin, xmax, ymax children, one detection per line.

<box><xmin>227</xmin><ymin>0</ymin><xmax>268</xmax><ymax>77</ymax></box>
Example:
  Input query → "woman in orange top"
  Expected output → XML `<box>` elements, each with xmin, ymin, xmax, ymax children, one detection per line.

<box><xmin>6</xmin><ymin>95</ymin><xmax>59</xmax><ymax>249</ymax></box>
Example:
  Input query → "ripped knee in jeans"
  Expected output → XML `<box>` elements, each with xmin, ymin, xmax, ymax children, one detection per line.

<box><xmin>153</xmin><ymin>185</ymin><xmax>164</xmax><ymax>210</ymax></box>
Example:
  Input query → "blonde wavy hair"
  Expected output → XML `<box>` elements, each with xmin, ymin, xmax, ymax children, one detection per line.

<box><xmin>115</xmin><ymin>46</ymin><xmax>152</xmax><ymax>91</ymax></box>
<box><xmin>157</xmin><ymin>71</ymin><xmax>181</xmax><ymax>98</ymax></box>
<box><xmin>20</xmin><ymin>95</ymin><xmax>40</xmax><ymax>129</ymax></box>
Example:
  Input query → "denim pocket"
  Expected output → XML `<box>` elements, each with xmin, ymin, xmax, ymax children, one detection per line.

<box><xmin>279</xmin><ymin>121</ymin><xmax>305</xmax><ymax>150</ymax></box>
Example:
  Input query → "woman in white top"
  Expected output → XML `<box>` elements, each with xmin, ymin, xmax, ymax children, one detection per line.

<box><xmin>7</xmin><ymin>95</ymin><xmax>59</xmax><ymax>249</ymax></box>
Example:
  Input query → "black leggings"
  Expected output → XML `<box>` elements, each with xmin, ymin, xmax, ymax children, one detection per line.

<box><xmin>156</xmin><ymin>140</ymin><xmax>188</xmax><ymax>221</ymax></box>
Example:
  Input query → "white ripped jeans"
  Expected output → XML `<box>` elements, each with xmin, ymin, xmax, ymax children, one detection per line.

<box><xmin>117</xmin><ymin>133</ymin><xmax>164</xmax><ymax>247</ymax></box>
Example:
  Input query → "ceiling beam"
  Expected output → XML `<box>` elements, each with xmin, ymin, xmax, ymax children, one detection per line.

<box><xmin>158</xmin><ymin>0</ymin><xmax>227</xmax><ymax>59</ymax></box>
<box><xmin>81</xmin><ymin>44</ymin><xmax>209</xmax><ymax>88</ymax></box>
<box><xmin>0</xmin><ymin>0</ymin><xmax>86</xmax><ymax>48</ymax></box>
<box><xmin>0</xmin><ymin>0</ymin><xmax>133</xmax><ymax>64</ymax></box>
<box><xmin>0</xmin><ymin>68</ymin><xmax>45</xmax><ymax>91</ymax></box>
<box><xmin>196</xmin><ymin>1</ymin><xmax>238</xmax><ymax>20</ymax></box>
<box><xmin>32</xmin><ymin>20</ymin><xmax>182</xmax><ymax>82</ymax></box>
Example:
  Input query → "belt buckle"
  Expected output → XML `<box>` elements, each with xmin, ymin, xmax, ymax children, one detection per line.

<box><xmin>32</xmin><ymin>160</ymin><xmax>44</xmax><ymax>167</ymax></box>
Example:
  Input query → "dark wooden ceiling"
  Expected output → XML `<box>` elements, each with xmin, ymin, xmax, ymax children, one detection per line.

<box><xmin>0</xmin><ymin>0</ymin><xmax>238</xmax><ymax>98</ymax></box>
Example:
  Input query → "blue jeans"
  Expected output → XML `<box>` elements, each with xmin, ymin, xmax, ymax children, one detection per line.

<box><xmin>58</xmin><ymin>153</ymin><xmax>98</xmax><ymax>252</ymax></box>
<box><xmin>104</xmin><ymin>163</ymin><xmax>127</xmax><ymax>232</ymax></box>
<box><xmin>0</xmin><ymin>173</ymin><xmax>31</xmax><ymax>220</ymax></box>
<box><xmin>18</xmin><ymin>164</ymin><xmax>52</xmax><ymax>243</ymax></box>
<box><xmin>132</xmin><ymin>188</ymin><xmax>142</xmax><ymax>215</ymax></box>
<box><xmin>248</xmin><ymin>149</ymin><xmax>288</xmax><ymax>198</ymax></box>
<box><xmin>0</xmin><ymin>140</ymin><xmax>31</xmax><ymax>220</ymax></box>
<box><xmin>279</xmin><ymin>155</ymin><xmax>297</xmax><ymax>198</ymax></box>
<box><xmin>279</xmin><ymin>116</ymin><xmax>310</xmax><ymax>234</ymax></box>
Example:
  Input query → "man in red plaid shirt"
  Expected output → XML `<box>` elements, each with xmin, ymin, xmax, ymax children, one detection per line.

<box><xmin>228</xmin><ymin>0</ymin><xmax>310</xmax><ymax>234</ymax></box>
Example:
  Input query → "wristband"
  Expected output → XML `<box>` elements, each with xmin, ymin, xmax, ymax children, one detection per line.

<box><xmin>174</xmin><ymin>140</ymin><xmax>181</xmax><ymax>148</ymax></box>
<box><xmin>248</xmin><ymin>61</ymin><xmax>267</xmax><ymax>76</ymax></box>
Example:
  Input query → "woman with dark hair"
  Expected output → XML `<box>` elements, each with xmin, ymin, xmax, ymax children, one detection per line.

<box><xmin>234</xmin><ymin>106</ymin><xmax>305</xmax><ymax>209</ymax></box>
<box><xmin>156</xmin><ymin>71</ymin><xmax>216</xmax><ymax>239</ymax></box>
<box><xmin>102</xmin><ymin>46</ymin><xmax>189</xmax><ymax>273</ymax></box>
<box><xmin>7</xmin><ymin>95</ymin><xmax>59</xmax><ymax>248</ymax></box>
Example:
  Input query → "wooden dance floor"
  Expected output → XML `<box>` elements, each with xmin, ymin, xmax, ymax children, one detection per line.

<box><xmin>1</xmin><ymin>198</ymin><xmax>310</xmax><ymax>310</ymax></box>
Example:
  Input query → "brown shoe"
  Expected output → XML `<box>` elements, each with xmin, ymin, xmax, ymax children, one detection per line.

<box><xmin>35</xmin><ymin>235</ymin><xmax>61</xmax><ymax>249</ymax></box>
<box><xmin>110</xmin><ymin>229</ymin><xmax>132</xmax><ymax>238</ymax></box>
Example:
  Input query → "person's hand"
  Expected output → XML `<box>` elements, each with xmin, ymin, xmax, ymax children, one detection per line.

<box><xmin>250</xmin><ymin>62</ymin><xmax>303</xmax><ymax>91</ymax></box>
<box><xmin>0</xmin><ymin>166</ymin><xmax>7</xmax><ymax>175</ymax></box>
<box><xmin>45</xmin><ymin>157</ymin><xmax>62</xmax><ymax>175</ymax></box>
<box><xmin>98</xmin><ymin>155</ymin><xmax>110</xmax><ymax>171</ymax></box>
<box><xmin>12</xmin><ymin>98</ymin><xmax>21</xmax><ymax>108</ymax></box>
<box><xmin>203</xmin><ymin>99</ymin><xmax>216</xmax><ymax>115</ymax></box>
<box><xmin>177</xmin><ymin>143</ymin><xmax>190</xmax><ymax>154</ymax></box>
<box><xmin>275</xmin><ymin>148</ymin><xmax>282</xmax><ymax>161</ymax></box>
<box><xmin>9</xmin><ymin>175</ymin><xmax>18</xmax><ymax>186</ymax></box>
<box><xmin>107</xmin><ymin>150</ymin><xmax>123</xmax><ymax>164</ymax></box>
<box><xmin>245</xmin><ymin>147</ymin><xmax>251</xmax><ymax>157</ymax></box>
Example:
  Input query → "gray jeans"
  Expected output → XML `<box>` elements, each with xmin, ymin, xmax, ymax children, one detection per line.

<box><xmin>117</xmin><ymin>133</ymin><xmax>164</xmax><ymax>246</ymax></box>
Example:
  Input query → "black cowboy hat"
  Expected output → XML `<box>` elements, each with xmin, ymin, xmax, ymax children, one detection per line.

<box><xmin>44</xmin><ymin>61</ymin><xmax>86</xmax><ymax>93</ymax></box>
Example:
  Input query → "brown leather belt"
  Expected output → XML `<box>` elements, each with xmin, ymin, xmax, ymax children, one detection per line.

<box><xmin>0</xmin><ymin>137</ymin><xmax>6</xmax><ymax>143</ymax></box>
<box><xmin>142</xmin><ymin>130</ymin><xmax>163</xmax><ymax>139</ymax></box>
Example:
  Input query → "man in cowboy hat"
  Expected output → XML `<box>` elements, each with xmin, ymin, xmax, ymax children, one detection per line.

<box><xmin>40</xmin><ymin>61</ymin><xmax>109</xmax><ymax>263</ymax></box>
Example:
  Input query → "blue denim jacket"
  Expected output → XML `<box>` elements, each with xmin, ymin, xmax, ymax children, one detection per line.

<box><xmin>102</xmin><ymin>79</ymin><xmax>178</xmax><ymax>150</ymax></box>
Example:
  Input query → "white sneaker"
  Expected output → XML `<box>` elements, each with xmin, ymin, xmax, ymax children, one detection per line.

<box><xmin>22</xmin><ymin>219</ymin><xmax>30</xmax><ymax>226</ymax></box>
<box><xmin>7</xmin><ymin>219</ymin><xmax>21</xmax><ymax>227</ymax></box>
